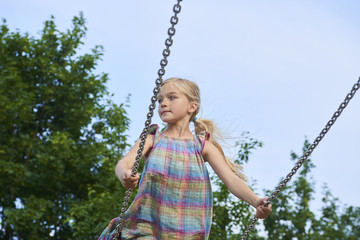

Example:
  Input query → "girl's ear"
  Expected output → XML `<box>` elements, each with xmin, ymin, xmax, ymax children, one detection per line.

<box><xmin>188</xmin><ymin>101</ymin><xmax>198</xmax><ymax>114</ymax></box>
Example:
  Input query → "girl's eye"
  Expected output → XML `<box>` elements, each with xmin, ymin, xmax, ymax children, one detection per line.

<box><xmin>158</xmin><ymin>99</ymin><xmax>163</xmax><ymax>103</ymax></box>
<box><xmin>169</xmin><ymin>96</ymin><xmax>176</xmax><ymax>100</ymax></box>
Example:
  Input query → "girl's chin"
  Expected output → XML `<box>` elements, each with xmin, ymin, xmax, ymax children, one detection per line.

<box><xmin>160</xmin><ymin>117</ymin><xmax>174</xmax><ymax>124</ymax></box>
<box><xmin>161</xmin><ymin>119</ymin><xmax>171</xmax><ymax>123</ymax></box>
<box><xmin>159</xmin><ymin>116</ymin><xmax>168</xmax><ymax>122</ymax></box>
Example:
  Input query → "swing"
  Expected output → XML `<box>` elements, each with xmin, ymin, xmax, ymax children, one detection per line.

<box><xmin>111</xmin><ymin>1</ymin><xmax>360</xmax><ymax>239</ymax></box>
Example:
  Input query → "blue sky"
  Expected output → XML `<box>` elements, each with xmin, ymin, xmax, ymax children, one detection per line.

<box><xmin>2</xmin><ymin>0</ymin><xmax>359</xmax><ymax>214</ymax></box>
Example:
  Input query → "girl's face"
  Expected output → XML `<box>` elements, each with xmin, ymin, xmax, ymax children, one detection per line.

<box><xmin>157</xmin><ymin>83</ymin><xmax>196</xmax><ymax>124</ymax></box>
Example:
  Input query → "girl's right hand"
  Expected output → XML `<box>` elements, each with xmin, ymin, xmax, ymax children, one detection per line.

<box><xmin>121</xmin><ymin>169</ymin><xmax>140</xmax><ymax>189</ymax></box>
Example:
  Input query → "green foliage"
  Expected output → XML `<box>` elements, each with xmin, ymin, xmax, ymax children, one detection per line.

<box><xmin>310</xmin><ymin>184</ymin><xmax>360</xmax><ymax>239</ymax></box>
<box><xmin>263</xmin><ymin>138</ymin><xmax>360</xmax><ymax>239</ymax></box>
<box><xmin>210</xmin><ymin>133</ymin><xmax>264</xmax><ymax>240</ymax></box>
<box><xmin>263</xmin><ymin>139</ymin><xmax>316</xmax><ymax>239</ymax></box>
<box><xmin>210</xmin><ymin>135</ymin><xmax>359</xmax><ymax>239</ymax></box>
<box><xmin>0</xmin><ymin>14</ymin><xmax>132</xmax><ymax>239</ymax></box>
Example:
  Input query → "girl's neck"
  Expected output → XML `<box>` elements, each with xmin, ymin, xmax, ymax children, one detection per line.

<box><xmin>162</xmin><ymin>123</ymin><xmax>193</xmax><ymax>139</ymax></box>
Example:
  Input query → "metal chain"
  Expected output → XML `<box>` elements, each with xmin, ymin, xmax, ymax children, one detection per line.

<box><xmin>241</xmin><ymin>77</ymin><xmax>360</xmax><ymax>240</ymax></box>
<box><xmin>111</xmin><ymin>1</ymin><xmax>183</xmax><ymax>239</ymax></box>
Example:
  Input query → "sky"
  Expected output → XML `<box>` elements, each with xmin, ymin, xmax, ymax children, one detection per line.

<box><xmin>1</xmin><ymin>0</ymin><xmax>359</xmax><ymax>216</ymax></box>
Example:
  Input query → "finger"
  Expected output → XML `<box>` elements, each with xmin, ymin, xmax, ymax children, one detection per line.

<box><xmin>260</xmin><ymin>201</ymin><xmax>272</xmax><ymax>211</ymax></box>
<box><xmin>125</xmin><ymin>181</ymin><xmax>137</xmax><ymax>189</ymax></box>
<box><xmin>128</xmin><ymin>175</ymin><xmax>140</xmax><ymax>182</ymax></box>
<box><xmin>123</xmin><ymin>170</ymin><xmax>132</xmax><ymax>180</ymax></box>
<box><xmin>133</xmin><ymin>173</ymin><xmax>140</xmax><ymax>179</ymax></box>
<box><xmin>258</xmin><ymin>211</ymin><xmax>269</xmax><ymax>219</ymax></box>
<box><xmin>256</xmin><ymin>198</ymin><xmax>266</xmax><ymax>207</ymax></box>
<box><xmin>129</xmin><ymin>180</ymin><xmax>139</xmax><ymax>189</ymax></box>
<box><xmin>124</xmin><ymin>171</ymin><xmax>139</xmax><ymax>179</ymax></box>
<box><xmin>130</xmin><ymin>179</ymin><xmax>140</xmax><ymax>185</ymax></box>
<box><xmin>263</xmin><ymin>204</ymin><xmax>272</xmax><ymax>211</ymax></box>
<box><xmin>256</xmin><ymin>212</ymin><xmax>265</xmax><ymax>219</ymax></box>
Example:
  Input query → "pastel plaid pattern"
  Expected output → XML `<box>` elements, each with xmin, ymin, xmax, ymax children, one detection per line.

<box><xmin>99</xmin><ymin>124</ymin><xmax>212</xmax><ymax>240</ymax></box>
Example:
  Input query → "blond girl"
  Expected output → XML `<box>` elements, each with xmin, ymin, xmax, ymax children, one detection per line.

<box><xmin>99</xmin><ymin>77</ymin><xmax>272</xmax><ymax>240</ymax></box>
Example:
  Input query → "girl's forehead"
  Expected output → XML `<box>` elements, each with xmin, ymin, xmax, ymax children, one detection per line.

<box><xmin>159</xmin><ymin>83</ymin><xmax>182</xmax><ymax>95</ymax></box>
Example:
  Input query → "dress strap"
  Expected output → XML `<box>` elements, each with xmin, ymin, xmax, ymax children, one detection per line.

<box><xmin>139</xmin><ymin>124</ymin><xmax>160</xmax><ymax>144</ymax></box>
<box><xmin>196</xmin><ymin>131</ymin><xmax>210</xmax><ymax>154</ymax></box>
<box><xmin>138</xmin><ymin>124</ymin><xmax>158</xmax><ymax>136</ymax></box>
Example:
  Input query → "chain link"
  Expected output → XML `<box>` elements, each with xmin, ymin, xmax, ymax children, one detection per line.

<box><xmin>241</xmin><ymin>77</ymin><xmax>360</xmax><ymax>240</ymax></box>
<box><xmin>111</xmin><ymin>1</ymin><xmax>183</xmax><ymax>239</ymax></box>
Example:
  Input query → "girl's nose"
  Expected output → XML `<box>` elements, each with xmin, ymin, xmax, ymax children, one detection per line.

<box><xmin>160</xmin><ymin>100</ymin><xmax>167</xmax><ymax>107</ymax></box>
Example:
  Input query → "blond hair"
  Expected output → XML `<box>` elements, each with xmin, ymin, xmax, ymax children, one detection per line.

<box><xmin>161</xmin><ymin>77</ymin><xmax>247</xmax><ymax>182</ymax></box>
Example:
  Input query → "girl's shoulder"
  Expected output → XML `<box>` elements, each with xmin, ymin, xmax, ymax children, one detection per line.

<box><xmin>138</xmin><ymin>124</ymin><xmax>159</xmax><ymax>151</ymax></box>
<box><xmin>196</xmin><ymin>131</ymin><xmax>210</xmax><ymax>141</ymax></box>
<box><xmin>139</xmin><ymin>124</ymin><xmax>159</xmax><ymax>138</ymax></box>
<box><xmin>148</xmin><ymin>124</ymin><xmax>159</xmax><ymax>135</ymax></box>
<box><xmin>196</xmin><ymin>131</ymin><xmax>211</xmax><ymax>156</ymax></box>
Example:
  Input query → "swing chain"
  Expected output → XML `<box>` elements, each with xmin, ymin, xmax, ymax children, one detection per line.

<box><xmin>112</xmin><ymin>1</ymin><xmax>183</xmax><ymax>239</ymax></box>
<box><xmin>241</xmin><ymin>77</ymin><xmax>360</xmax><ymax>240</ymax></box>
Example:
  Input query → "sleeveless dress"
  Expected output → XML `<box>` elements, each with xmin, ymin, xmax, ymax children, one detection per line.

<box><xmin>99</xmin><ymin>124</ymin><xmax>213</xmax><ymax>240</ymax></box>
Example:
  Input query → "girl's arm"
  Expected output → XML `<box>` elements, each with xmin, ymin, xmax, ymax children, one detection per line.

<box><xmin>202</xmin><ymin>140</ymin><xmax>272</xmax><ymax>219</ymax></box>
<box><xmin>115</xmin><ymin>134</ymin><xmax>154</xmax><ymax>189</ymax></box>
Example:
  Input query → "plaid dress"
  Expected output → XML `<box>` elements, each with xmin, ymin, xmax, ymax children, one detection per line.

<box><xmin>99</xmin><ymin>124</ymin><xmax>213</xmax><ymax>240</ymax></box>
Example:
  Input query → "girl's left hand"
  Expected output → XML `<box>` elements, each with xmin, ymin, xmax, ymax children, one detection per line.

<box><xmin>254</xmin><ymin>198</ymin><xmax>272</xmax><ymax>219</ymax></box>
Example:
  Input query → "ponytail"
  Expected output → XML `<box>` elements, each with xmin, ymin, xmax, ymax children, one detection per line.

<box><xmin>193</xmin><ymin>118</ymin><xmax>248</xmax><ymax>182</ymax></box>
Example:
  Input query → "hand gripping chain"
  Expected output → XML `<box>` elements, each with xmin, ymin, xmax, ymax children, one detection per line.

<box><xmin>241</xmin><ymin>77</ymin><xmax>360</xmax><ymax>240</ymax></box>
<box><xmin>112</xmin><ymin>1</ymin><xmax>183</xmax><ymax>239</ymax></box>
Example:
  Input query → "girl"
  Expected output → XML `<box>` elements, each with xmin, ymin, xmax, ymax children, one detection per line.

<box><xmin>99</xmin><ymin>77</ymin><xmax>272</xmax><ymax>240</ymax></box>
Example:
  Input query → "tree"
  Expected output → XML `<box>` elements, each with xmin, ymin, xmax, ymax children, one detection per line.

<box><xmin>210</xmin><ymin>135</ymin><xmax>360</xmax><ymax>239</ymax></box>
<box><xmin>263</xmin><ymin>139</ymin><xmax>316</xmax><ymax>239</ymax></box>
<box><xmin>310</xmin><ymin>184</ymin><xmax>360</xmax><ymax>239</ymax></box>
<box><xmin>210</xmin><ymin>132</ymin><xmax>264</xmax><ymax>240</ymax></box>
<box><xmin>0</xmin><ymin>14</ymin><xmax>132</xmax><ymax>239</ymax></box>
<box><xmin>263</xmin><ymin>138</ymin><xmax>360</xmax><ymax>239</ymax></box>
